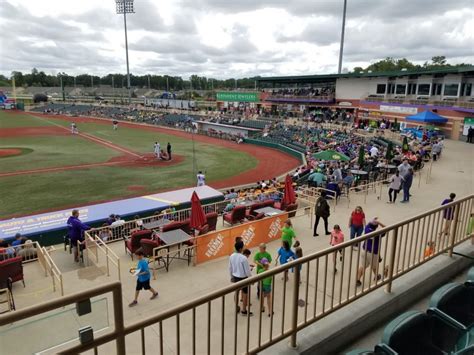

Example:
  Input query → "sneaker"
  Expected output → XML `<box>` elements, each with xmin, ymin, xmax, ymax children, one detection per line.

<box><xmin>150</xmin><ymin>292</ymin><xmax>158</xmax><ymax>300</ymax></box>
<box><xmin>325</xmin><ymin>232</ymin><xmax>331</xmax><ymax>235</ymax></box>
<box><xmin>128</xmin><ymin>300</ymin><xmax>138</xmax><ymax>307</ymax></box>
<box><xmin>313</xmin><ymin>233</ymin><xmax>319</xmax><ymax>237</ymax></box>
<box><xmin>356</xmin><ymin>280</ymin><xmax>362</xmax><ymax>287</ymax></box>
<box><xmin>241</xmin><ymin>311</ymin><xmax>253</xmax><ymax>316</ymax></box>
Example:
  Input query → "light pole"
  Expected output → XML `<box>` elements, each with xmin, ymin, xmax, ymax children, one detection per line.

<box><xmin>116</xmin><ymin>0</ymin><xmax>134</xmax><ymax>105</ymax></box>
<box><xmin>337</xmin><ymin>0</ymin><xmax>348</xmax><ymax>74</ymax></box>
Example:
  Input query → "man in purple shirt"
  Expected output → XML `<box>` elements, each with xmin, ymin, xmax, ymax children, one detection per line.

<box><xmin>67</xmin><ymin>209</ymin><xmax>91</xmax><ymax>262</ymax></box>
<box><xmin>440</xmin><ymin>193</ymin><xmax>456</xmax><ymax>237</ymax></box>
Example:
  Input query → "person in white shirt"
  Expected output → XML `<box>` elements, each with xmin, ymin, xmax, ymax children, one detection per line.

<box><xmin>110</xmin><ymin>215</ymin><xmax>126</xmax><ymax>227</ymax></box>
<box><xmin>369</xmin><ymin>146</ymin><xmax>379</xmax><ymax>157</ymax></box>
<box><xmin>388</xmin><ymin>171</ymin><xmax>404</xmax><ymax>203</ymax></box>
<box><xmin>153</xmin><ymin>142</ymin><xmax>160</xmax><ymax>159</ymax></box>
<box><xmin>229</xmin><ymin>241</ymin><xmax>253</xmax><ymax>315</ymax></box>
<box><xmin>397</xmin><ymin>159</ymin><xmax>410</xmax><ymax>179</ymax></box>
<box><xmin>197</xmin><ymin>171</ymin><xmax>206</xmax><ymax>186</ymax></box>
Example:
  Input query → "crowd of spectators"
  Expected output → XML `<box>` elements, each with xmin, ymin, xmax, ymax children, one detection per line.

<box><xmin>269</xmin><ymin>86</ymin><xmax>335</xmax><ymax>98</ymax></box>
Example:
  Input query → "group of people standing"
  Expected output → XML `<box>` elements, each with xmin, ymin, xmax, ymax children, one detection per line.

<box><xmin>153</xmin><ymin>141</ymin><xmax>172</xmax><ymax>161</ymax></box>
<box><xmin>388</xmin><ymin>159</ymin><xmax>414</xmax><ymax>203</ymax></box>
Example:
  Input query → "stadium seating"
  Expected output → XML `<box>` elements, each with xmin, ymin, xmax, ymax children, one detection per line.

<box><xmin>125</xmin><ymin>230</ymin><xmax>153</xmax><ymax>259</ymax></box>
<box><xmin>223</xmin><ymin>206</ymin><xmax>247</xmax><ymax>226</ymax></box>
<box><xmin>205</xmin><ymin>212</ymin><xmax>218</xmax><ymax>231</ymax></box>
<box><xmin>0</xmin><ymin>257</ymin><xmax>24</xmax><ymax>288</ymax></box>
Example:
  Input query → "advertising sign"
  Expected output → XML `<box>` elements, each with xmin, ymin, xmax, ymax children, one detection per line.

<box><xmin>380</xmin><ymin>105</ymin><xmax>418</xmax><ymax>115</ymax></box>
<box><xmin>216</xmin><ymin>92</ymin><xmax>259</xmax><ymax>102</ymax></box>
<box><xmin>195</xmin><ymin>213</ymin><xmax>287</xmax><ymax>264</ymax></box>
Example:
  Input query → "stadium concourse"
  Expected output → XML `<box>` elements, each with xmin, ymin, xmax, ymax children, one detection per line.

<box><xmin>0</xmin><ymin>124</ymin><xmax>472</xmax><ymax>353</ymax></box>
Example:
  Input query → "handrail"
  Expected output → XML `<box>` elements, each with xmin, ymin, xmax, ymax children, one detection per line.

<box><xmin>85</xmin><ymin>233</ymin><xmax>122</xmax><ymax>281</ymax></box>
<box><xmin>42</xmin><ymin>247</ymin><xmax>64</xmax><ymax>296</ymax></box>
<box><xmin>3</xmin><ymin>195</ymin><xmax>472</xmax><ymax>355</ymax></box>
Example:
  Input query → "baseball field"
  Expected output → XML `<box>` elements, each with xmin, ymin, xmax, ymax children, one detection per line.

<box><xmin>0</xmin><ymin>110</ymin><xmax>300</xmax><ymax>219</ymax></box>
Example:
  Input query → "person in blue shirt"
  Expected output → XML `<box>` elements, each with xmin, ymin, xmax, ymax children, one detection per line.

<box><xmin>129</xmin><ymin>250</ymin><xmax>158</xmax><ymax>307</ymax></box>
<box><xmin>275</xmin><ymin>240</ymin><xmax>296</xmax><ymax>281</ymax></box>
<box><xmin>11</xmin><ymin>233</ymin><xmax>24</xmax><ymax>247</ymax></box>
<box><xmin>67</xmin><ymin>209</ymin><xmax>91</xmax><ymax>262</ymax></box>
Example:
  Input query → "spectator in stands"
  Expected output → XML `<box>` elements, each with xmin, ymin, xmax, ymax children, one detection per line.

<box><xmin>275</xmin><ymin>240</ymin><xmax>295</xmax><ymax>281</ymax></box>
<box><xmin>11</xmin><ymin>233</ymin><xmax>24</xmax><ymax>247</ymax></box>
<box><xmin>111</xmin><ymin>215</ymin><xmax>125</xmax><ymax>227</ymax></box>
<box><xmin>229</xmin><ymin>240</ymin><xmax>253</xmax><ymax>315</ymax></box>
<box><xmin>257</xmin><ymin>258</ymin><xmax>273</xmax><ymax>317</ymax></box>
<box><xmin>329</xmin><ymin>225</ymin><xmax>344</xmax><ymax>272</ymax></box>
<box><xmin>439</xmin><ymin>193</ymin><xmax>456</xmax><ymax>238</ymax></box>
<box><xmin>98</xmin><ymin>224</ymin><xmax>112</xmax><ymax>242</ymax></box>
<box><xmin>343</xmin><ymin>171</ymin><xmax>355</xmax><ymax>192</ymax></box>
<box><xmin>224</xmin><ymin>199</ymin><xmax>236</xmax><ymax>213</ymax></box>
<box><xmin>356</xmin><ymin>218</ymin><xmax>386</xmax><ymax>286</ymax></box>
<box><xmin>397</xmin><ymin>159</ymin><xmax>410</xmax><ymax>179</ymax></box>
<box><xmin>106</xmin><ymin>214</ymin><xmax>116</xmax><ymax>225</ymax></box>
<box><xmin>18</xmin><ymin>240</ymin><xmax>37</xmax><ymax>259</ymax></box>
<box><xmin>129</xmin><ymin>250</ymin><xmax>159</xmax><ymax>307</ymax></box>
<box><xmin>281</xmin><ymin>219</ymin><xmax>297</xmax><ymax>246</ymax></box>
<box><xmin>349</xmin><ymin>206</ymin><xmax>366</xmax><ymax>242</ymax></box>
<box><xmin>67</xmin><ymin>209</ymin><xmax>91</xmax><ymax>262</ymax></box>
<box><xmin>308</xmin><ymin>170</ymin><xmax>326</xmax><ymax>187</ymax></box>
<box><xmin>314</xmin><ymin>194</ymin><xmax>331</xmax><ymax>237</ymax></box>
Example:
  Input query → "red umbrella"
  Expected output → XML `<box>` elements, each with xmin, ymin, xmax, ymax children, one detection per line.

<box><xmin>189</xmin><ymin>191</ymin><xmax>207</xmax><ymax>229</ymax></box>
<box><xmin>282</xmin><ymin>174</ymin><xmax>296</xmax><ymax>206</ymax></box>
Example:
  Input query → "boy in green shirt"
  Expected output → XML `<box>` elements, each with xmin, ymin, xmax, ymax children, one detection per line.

<box><xmin>281</xmin><ymin>219</ymin><xmax>297</xmax><ymax>246</ymax></box>
<box><xmin>254</xmin><ymin>243</ymin><xmax>272</xmax><ymax>299</ymax></box>
<box><xmin>257</xmin><ymin>258</ymin><xmax>273</xmax><ymax>317</ymax></box>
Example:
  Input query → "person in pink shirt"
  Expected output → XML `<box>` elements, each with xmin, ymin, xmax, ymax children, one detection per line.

<box><xmin>330</xmin><ymin>224</ymin><xmax>344</xmax><ymax>272</ymax></box>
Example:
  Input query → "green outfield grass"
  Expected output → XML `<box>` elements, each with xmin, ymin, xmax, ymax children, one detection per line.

<box><xmin>0</xmin><ymin>111</ymin><xmax>258</xmax><ymax>218</ymax></box>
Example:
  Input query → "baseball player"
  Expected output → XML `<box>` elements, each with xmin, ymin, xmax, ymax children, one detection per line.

<box><xmin>153</xmin><ymin>142</ymin><xmax>161</xmax><ymax>159</ymax></box>
<box><xmin>113</xmin><ymin>120</ymin><xmax>118</xmax><ymax>130</ymax></box>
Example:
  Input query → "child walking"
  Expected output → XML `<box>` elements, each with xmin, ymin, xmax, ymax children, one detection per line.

<box><xmin>257</xmin><ymin>258</ymin><xmax>273</xmax><ymax>317</ymax></box>
<box><xmin>275</xmin><ymin>240</ymin><xmax>296</xmax><ymax>281</ymax></box>
<box><xmin>129</xmin><ymin>250</ymin><xmax>158</xmax><ymax>307</ymax></box>
<box><xmin>330</xmin><ymin>224</ymin><xmax>344</xmax><ymax>272</ymax></box>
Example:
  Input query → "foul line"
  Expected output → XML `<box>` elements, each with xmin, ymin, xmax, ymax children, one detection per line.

<box><xmin>31</xmin><ymin>114</ymin><xmax>142</xmax><ymax>158</ymax></box>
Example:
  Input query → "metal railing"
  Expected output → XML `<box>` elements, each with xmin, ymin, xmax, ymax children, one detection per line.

<box><xmin>0</xmin><ymin>242</ymin><xmax>41</xmax><ymax>264</ymax></box>
<box><xmin>84</xmin><ymin>235</ymin><xmax>122</xmax><ymax>281</ymax></box>
<box><xmin>2</xmin><ymin>195</ymin><xmax>471</xmax><ymax>355</ymax></box>
<box><xmin>42</xmin><ymin>247</ymin><xmax>64</xmax><ymax>296</ymax></box>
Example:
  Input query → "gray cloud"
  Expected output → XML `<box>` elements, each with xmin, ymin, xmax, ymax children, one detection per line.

<box><xmin>0</xmin><ymin>0</ymin><xmax>473</xmax><ymax>78</ymax></box>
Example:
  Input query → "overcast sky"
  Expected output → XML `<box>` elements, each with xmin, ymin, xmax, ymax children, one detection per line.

<box><xmin>1</xmin><ymin>0</ymin><xmax>473</xmax><ymax>79</ymax></box>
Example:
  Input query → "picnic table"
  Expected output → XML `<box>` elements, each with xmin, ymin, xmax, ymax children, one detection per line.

<box><xmin>142</xmin><ymin>219</ymin><xmax>171</xmax><ymax>230</ymax></box>
<box><xmin>254</xmin><ymin>207</ymin><xmax>284</xmax><ymax>217</ymax></box>
<box><xmin>153</xmin><ymin>229</ymin><xmax>193</xmax><ymax>271</ymax></box>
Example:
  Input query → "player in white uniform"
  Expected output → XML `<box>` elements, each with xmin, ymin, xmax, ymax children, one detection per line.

<box><xmin>153</xmin><ymin>142</ymin><xmax>161</xmax><ymax>159</ymax></box>
<box><xmin>71</xmin><ymin>122</ymin><xmax>78</xmax><ymax>134</ymax></box>
<box><xmin>197</xmin><ymin>171</ymin><xmax>206</xmax><ymax>186</ymax></box>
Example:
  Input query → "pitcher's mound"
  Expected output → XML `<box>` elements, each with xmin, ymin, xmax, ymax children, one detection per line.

<box><xmin>107</xmin><ymin>153</ymin><xmax>185</xmax><ymax>167</ymax></box>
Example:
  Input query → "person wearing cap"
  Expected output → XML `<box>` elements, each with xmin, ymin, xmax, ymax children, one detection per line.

<box><xmin>254</xmin><ymin>243</ymin><xmax>272</xmax><ymax>299</ymax></box>
<box><xmin>257</xmin><ymin>258</ymin><xmax>273</xmax><ymax>317</ymax></box>
<box><xmin>11</xmin><ymin>233</ymin><xmax>24</xmax><ymax>247</ymax></box>
<box><xmin>356</xmin><ymin>218</ymin><xmax>386</xmax><ymax>287</ymax></box>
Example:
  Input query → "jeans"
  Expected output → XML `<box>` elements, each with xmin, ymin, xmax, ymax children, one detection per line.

<box><xmin>350</xmin><ymin>225</ymin><xmax>364</xmax><ymax>240</ymax></box>
<box><xmin>402</xmin><ymin>184</ymin><xmax>411</xmax><ymax>201</ymax></box>
<box><xmin>388</xmin><ymin>188</ymin><xmax>399</xmax><ymax>202</ymax></box>
<box><xmin>314</xmin><ymin>216</ymin><xmax>329</xmax><ymax>235</ymax></box>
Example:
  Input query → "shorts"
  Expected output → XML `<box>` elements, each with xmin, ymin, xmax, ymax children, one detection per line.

<box><xmin>262</xmin><ymin>284</ymin><xmax>272</xmax><ymax>295</ymax></box>
<box><xmin>136</xmin><ymin>279</ymin><xmax>151</xmax><ymax>291</ymax></box>
<box><xmin>360</xmin><ymin>251</ymin><xmax>378</xmax><ymax>268</ymax></box>
<box><xmin>231</xmin><ymin>276</ymin><xmax>248</xmax><ymax>294</ymax></box>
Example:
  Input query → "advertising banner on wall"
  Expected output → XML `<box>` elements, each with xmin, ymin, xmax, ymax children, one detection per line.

<box><xmin>379</xmin><ymin>105</ymin><xmax>418</xmax><ymax>115</ymax></box>
<box><xmin>216</xmin><ymin>92</ymin><xmax>260</xmax><ymax>102</ymax></box>
<box><xmin>195</xmin><ymin>213</ymin><xmax>288</xmax><ymax>264</ymax></box>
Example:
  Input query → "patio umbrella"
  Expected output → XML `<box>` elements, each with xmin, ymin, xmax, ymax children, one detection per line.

<box><xmin>282</xmin><ymin>174</ymin><xmax>296</xmax><ymax>206</ymax></box>
<box><xmin>312</xmin><ymin>150</ymin><xmax>350</xmax><ymax>162</ymax></box>
<box><xmin>402</xmin><ymin>136</ymin><xmax>409</xmax><ymax>153</ymax></box>
<box><xmin>358</xmin><ymin>146</ymin><xmax>365</xmax><ymax>167</ymax></box>
<box><xmin>385</xmin><ymin>142</ymin><xmax>394</xmax><ymax>160</ymax></box>
<box><xmin>189</xmin><ymin>191</ymin><xmax>207</xmax><ymax>230</ymax></box>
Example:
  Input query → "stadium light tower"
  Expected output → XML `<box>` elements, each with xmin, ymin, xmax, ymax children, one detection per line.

<box><xmin>337</xmin><ymin>0</ymin><xmax>348</xmax><ymax>74</ymax></box>
<box><xmin>116</xmin><ymin>0</ymin><xmax>134</xmax><ymax>104</ymax></box>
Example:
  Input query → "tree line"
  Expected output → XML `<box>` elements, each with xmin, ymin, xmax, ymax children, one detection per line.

<box><xmin>8</xmin><ymin>69</ymin><xmax>261</xmax><ymax>91</ymax></box>
<box><xmin>4</xmin><ymin>56</ymin><xmax>471</xmax><ymax>90</ymax></box>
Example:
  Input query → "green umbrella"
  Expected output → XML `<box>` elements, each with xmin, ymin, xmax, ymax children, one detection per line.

<box><xmin>386</xmin><ymin>142</ymin><xmax>394</xmax><ymax>160</ymax></box>
<box><xmin>358</xmin><ymin>146</ymin><xmax>365</xmax><ymax>167</ymax></box>
<box><xmin>402</xmin><ymin>136</ymin><xmax>409</xmax><ymax>153</ymax></box>
<box><xmin>312</xmin><ymin>150</ymin><xmax>350</xmax><ymax>162</ymax></box>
